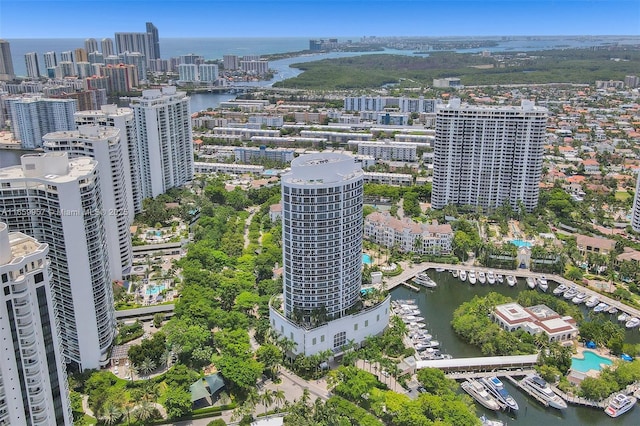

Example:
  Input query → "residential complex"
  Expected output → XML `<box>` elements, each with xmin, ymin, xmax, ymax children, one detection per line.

<box><xmin>0</xmin><ymin>39</ymin><xmax>15</xmax><ymax>81</ymax></box>
<box><xmin>0</xmin><ymin>153</ymin><xmax>116</xmax><ymax>371</ymax></box>
<box><xmin>492</xmin><ymin>303</ymin><xmax>578</xmax><ymax>343</ymax></box>
<box><xmin>344</xmin><ymin>96</ymin><xmax>439</xmax><ymax>113</ymax></box>
<box><xmin>0</xmin><ymin>223</ymin><xmax>73</xmax><ymax>426</ymax></box>
<box><xmin>6</xmin><ymin>97</ymin><xmax>77</xmax><ymax>149</ymax></box>
<box><xmin>270</xmin><ymin>153</ymin><xmax>390</xmax><ymax>356</ymax></box>
<box><xmin>130</xmin><ymin>86</ymin><xmax>194</xmax><ymax>198</ymax></box>
<box><xmin>355</xmin><ymin>141</ymin><xmax>418</xmax><ymax>161</ymax></box>
<box><xmin>431</xmin><ymin>99</ymin><xmax>547</xmax><ymax>212</ymax></box>
<box><xmin>364</xmin><ymin>212</ymin><xmax>453</xmax><ymax>255</ymax></box>
<box><xmin>42</xmin><ymin>125</ymin><xmax>133</xmax><ymax>279</ymax></box>
<box><xmin>632</xmin><ymin>172</ymin><xmax>640</xmax><ymax>233</ymax></box>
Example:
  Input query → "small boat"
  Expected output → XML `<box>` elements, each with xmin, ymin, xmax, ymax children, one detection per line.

<box><xmin>413</xmin><ymin>273</ymin><xmax>437</xmax><ymax>288</ymax></box>
<box><xmin>618</xmin><ymin>313</ymin><xmax>629</xmax><ymax>322</ymax></box>
<box><xmin>461</xmin><ymin>379</ymin><xmax>501</xmax><ymax>411</ymax></box>
<box><xmin>520</xmin><ymin>375</ymin><xmax>567</xmax><ymax>410</ymax></box>
<box><xmin>553</xmin><ymin>284</ymin><xmax>567</xmax><ymax>295</ymax></box>
<box><xmin>604</xmin><ymin>393</ymin><xmax>636</xmax><ymax>418</ymax></box>
<box><xmin>497</xmin><ymin>274</ymin><xmax>504</xmax><ymax>284</ymax></box>
<box><xmin>416</xmin><ymin>340</ymin><xmax>440</xmax><ymax>350</ymax></box>
<box><xmin>526</xmin><ymin>277</ymin><xmax>536</xmax><ymax>289</ymax></box>
<box><xmin>572</xmin><ymin>292</ymin><xmax>588</xmax><ymax>304</ymax></box>
<box><xmin>506</xmin><ymin>275</ymin><xmax>516</xmax><ymax>287</ymax></box>
<box><xmin>481</xmin><ymin>376</ymin><xmax>519</xmax><ymax>411</ymax></box>
<box><xmin>452</xmin><ymin>269</ymin><xmax>459</xmax><ymax>278</ymax></box>
<box><xmin>625</xmin><ymin>317</ymin><xmax>640</xmax><ymax>328</ymax></box>
<box><xmin>537</xmin><ymin>276</ymin><xmax>548</xmax><ymax>292</ymax></box>
<box><xmin>607</xmin><ymin>306</ymin><xmax>618</xmax><ymax>315</ymax></box>
<box><xmin>468</xmin><ymin>271</ymin><xmax>477</xmax><ymax>285</ymax></box>
<box><xmin>593</xmin><ymin>302</ymin><xmax>609</xmax><ymax>313</ymax></box>
<box><xmin>402</xmin><ymin>315</ymin><xmax>425</xmax><ymax>323</ymax></box>
<box><xmin>480</xmin><ymin>415</ymin><xmax>504</xmax><ymax>426</ymax></box>
<box><xmin>459</xmin><ymin>270</ymin><xmax>467</xmax><ymax>282</ymax></box>
<box><xmin>487</xmin><ymin>271</ymin><xmax>496</xmax><ymax>285</ymax></box>
<box><xmin>563</xmin><ymin>287</ymin><xmax>578</xmax><ymax>300</ymax></box>
<box><xmin>478</xmin><ymin>271</ymin><xmax>487</xmax><ymax>284</ymax></box>
<box><xmin>585</xmin><ymin>295</ymin><xmax>599</xmax><ymax>308</ymax></box>
<box><xmin>407</xmin><ymin>321</ymin><xmax>426</xmax><ymax>329</ymax></box>
<box><xmin>435</xmin><ymin>267</ymin><xmax>445</xmax><ymax>272</ymax></box>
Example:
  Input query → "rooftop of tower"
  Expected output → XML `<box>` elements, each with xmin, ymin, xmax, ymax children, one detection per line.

<box><xmin>0</xmin><ymin>153</ymin><xmax>96</xmax><ymax>184</ymax></box>
<box><xmin>0</xmin><ymin>223</ymin><xmax>47</xmax><ymax>266</ymax></box>
<box><xmin>284</xmin><ymin>152</ymin><xmax>363</xmax><ymax>185</ymax></box>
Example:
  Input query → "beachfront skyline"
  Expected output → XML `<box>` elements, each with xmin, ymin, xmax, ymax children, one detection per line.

<box><xmin>1</xmin><ymin>0</ymin><xmax>638</xmax><ymax>39</ymax></box>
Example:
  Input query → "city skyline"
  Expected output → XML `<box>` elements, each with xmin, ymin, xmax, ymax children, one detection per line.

<box><xmin>1</xmin><ymin>0</ymin><xmax>638</xmax><ymax>38</ymax></box>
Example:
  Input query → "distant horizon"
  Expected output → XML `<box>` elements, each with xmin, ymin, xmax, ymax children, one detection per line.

<box><xmin>1</xmin><ymin>1</ymin><xmax>638</xmax><ymax>39</ymax></box>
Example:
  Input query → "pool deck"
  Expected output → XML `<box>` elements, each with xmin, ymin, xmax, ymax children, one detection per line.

<box><xmin>572</xmin><ymin>347</ymin><xmax>614</xmax><ymax>376</ymax></box>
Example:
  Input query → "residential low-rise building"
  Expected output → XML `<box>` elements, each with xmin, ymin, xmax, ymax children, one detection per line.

<box><xmin>575</xmin><ymin>234</ymin><xmax>616</xmax><ymax>256</ymax></box>
<box><xmin>492</xmin><ymin>303</ymin><xmax>578</xmax><ymax>343</ymax></box>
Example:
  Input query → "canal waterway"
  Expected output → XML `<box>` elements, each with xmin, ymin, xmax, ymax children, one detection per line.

<box><xmin>390</xmin><ymin>269</ymin><xmax>640</xmax><ymax>425</ymax></box>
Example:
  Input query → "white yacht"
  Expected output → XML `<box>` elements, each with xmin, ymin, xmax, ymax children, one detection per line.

<box><xmin>452</xmin><ymin>269</ymin><xmax>459</xmax><ymax>278</ymax></box>
<box><xmin>585</xmin><ymin>295</ymin><xmax>599</xmax><ymax>308</ymax></box>
<box><xmin>506</xmin><ymin>275</ymin><xmax>517</xmax><ymax>287</ymax></box>
<box><xmin>563</xmin><ymin>286</ymin><xmax>578</xmax><ymax>300</ymax></box>
<box><xmin>625</xmin><ymin>317</ymin><xmax>640</xmax><ymax>328</ymax></box>
<box><xmin>604</xmin><ymin>393</ymin><xmax>636</xmax><ymax>418</ymax></box>
<box><xmin>526</xmin><ymin>277</ymin><xmax>536</xmax><ymax>289</ymax></box>
<box><xmin>413</xmin><ymin>273</ymin><xmax>437</xmax><ymax>288</ymax></box>
<box><xmin>487</xmin><ymin>271</ymin><xmax>496</xmax><ymax>285</ymax></box>
<box><xmin>481</xmin><ymin>376</ymin><xmax>519</xmax><ymax>411</ymax></box>
<box><xmin>459</xmin><ymin>270</ymin><xmax>467</xmax><ymax>282</ymax></box>
<box><xmin>435</xmin><ymin>267</ymin><xmax>445</xmax><ymax>272</ymax></box>
<box><xmin>520</xmin><ymin>375</ymin><xmax>567</xmax><ymax>410</ymax></box>
<box><xmin>572</xmin><ymin>292</ymin><xmax>588</xmax><ymax>304</ymax></box>
<box><xmin>478</xmin><ymin>271</ymin><xmax>487</xmax><ymax>284</ymax></box>
<box><xmin>461</xmin><ymin>379</ymin><xmax>501</xmax><ymax>411</ymax></box>
<box><xmin>553</xmin><ymin>284</ymin><xmax>567</xmax><ymax>295</ymax></box>
<box><xmin>617</xmin><ymin>312</ymin><xmax>629</xmax><ymax>322</ymax></box>
<box><xmin>468</xmin><ymin>271</ymin><xmax>477</xmax><ymax>285</ymax></box>
<box><xmin>537</xmin><ymin>276</ymin><xmax>548</xmax><ymax>292</ymax></box>
<box><xmin>497</xmin><ymin>274</ymin><xmax>504</xmax><ymax>284</ymax></box>
<box><xmin>480</xmin><ymin>415</ymin><xmax>504</xmax><ymax>426</ymax></box>
<box><xmin>593</xmin><ymin>302</ymin><xmax>609</xmax><ymax>313</ymax></box>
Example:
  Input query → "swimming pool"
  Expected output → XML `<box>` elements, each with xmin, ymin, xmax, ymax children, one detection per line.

<box><xmin>510</xmin><ymin>239</ymin><xmax>532</xmax><ymax>248</ymax></box>
<box><xmin>571</xmin><ymin>350</ymin><xmax>613</xmax><ymax>373</ymax></box>
<box><xmin>145</xmin><ymin>284</ymin><xmax>166</xmax><ymax>296</ymax></box>
<box><xmin>362</xmin><ymin>253</ymin><xmax>373</xmax><ymax>265</ymax></box>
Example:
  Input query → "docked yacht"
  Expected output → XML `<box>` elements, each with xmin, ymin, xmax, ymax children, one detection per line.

<box><xmin>480</xmin><ymin>415</ymin><xmax>504</xmax><ymax>426</ymax></box>
<box><xmin>572</xmin><ymin>292</ymin><xmax>588</xmax><ymax>304</ymax></box>
<box><xmin>520</xmin><ymin>375</ymin><xmax>567</xmax><ymax>410</ymax></box>
<box><xmin>604</xmin><ymin>393</ymin><xmax>636</xmax><ymax>418</ymax></box>
<box><xmin>625</xmin><ymin>317</ymin><xmax>640</xmax><ymax>328</ymax></box>
<box><xmin>459</xmin><ymin>270</ymin><xmax>467</xmax><ymax>282</ymax></box>
<box><xmin>435</xmin><ymin>267</ymin><xmax>445</xmax><ymax>272</ymax></box>
<box><xmin>497</xmin><ymin>274</ymin><xmax>504</xmax><ymax>284</ymax></box>
<box><xmin>478</xmin><ymin>271</ymin><xmax>487</xmax><ymax>284</ymax></box>
<box><xmin>585</xmin><ymin>295</ymin><xmax>599</xmax><ymax>308</ymax></box>
<box><xmin>506</xmin><ymin>275</ymin><xmax>517</xmax><ymax>287</ymax></box>
<box><xmin>563</xmin><ymin>286</ymin><xmax>578</xmax><ymax>300</ymax></box>
<box><xmin>553</xmin><ymin>284</ymin><xmax>568</xmax><ymax>295</ymax></box>
<box><xmin>461</xmin><ymin>379</ymin><xmax>501</xmax><ymax>411</ymax></box>
<box><xmin>608</xmin><ymin>306</ymin><xmax>618</xmax><ymax>315</ymax></box>
<box><xmin>413</xmin><ymin>273</ymin><xmax>437</xmax><ymax>288</ymax></box>
<box><xmin>481</xmin><ymin>376</ymin><xmax>519</xmax><ymax>411</ymax></box>
<box><xmin>526</xmin><ymin>277</ymin><xmax>536</xmax><ymax>289</ymax></box>
<box><xmin>618</xmin><ymin>312</ymin><xmax>629</xmax><ymax>322</ymax></box>
<box><xmin>487</xmin><ymin>271</ymin><xmax>496</xmax><ymax>285</ymax></box>
<box><xmin>452</xmin><ymin>269</ymin><xmax>459</xmax><ymax>278</ymax></box>
<box><xmin>401</xmin><ymin>315</ymin><xmax>425</xmax><ymax>323</ymax></box>
<box><xmin>537</xmin><ymin>276</ymin><xmax>548</xmax><ymax>292</ymax></box>
<box><xmin>468</xmin><ymin>271</ymin><xmax>477</xmax><ymax>285</ymax></box>
<box><xmin>593</xmin><ymin>302</ymin><xmax>609</xmax><ymax>313</ymax></box>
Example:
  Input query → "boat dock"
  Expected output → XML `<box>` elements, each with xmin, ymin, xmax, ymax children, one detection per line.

<box><xmin>504</xmin><ymin>376</ymin><xmax>554</xmax><ymax>408</ymax></box>
<box><xmin>401</xmin><ymin>282</ymin><xmax>420</xmax><ymax>292</ymax></box>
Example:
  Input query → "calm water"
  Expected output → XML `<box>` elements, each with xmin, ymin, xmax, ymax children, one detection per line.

<box><xmin>390</xmin><ymin>269</ymin><xmax>640</xmax><ymax>425</ymax></box>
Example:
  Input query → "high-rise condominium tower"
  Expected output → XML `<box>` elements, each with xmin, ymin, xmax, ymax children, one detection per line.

<box><xmin>0</xmin><ymin>223</ymin><xmax>73</xmax><ymax>426</ymax></box>
<box><xmin>85</xmin><ymin>38</ymin><xmax>99</xmax><ymax>54</ymax></box>
<box><xmin>75</xmin><ymin>104</ymin><xmax>142</xmax><ymax>214</ymax></box>
<box><xmin>146</xmin><ymin>22</ymin><xmax>160</xmax><ymax>60</ymax></box>
<box><xmin>431</xmin><ymin>99</ymin><xmax>547</xmax><ymax>213</ymax></box>
<box><xmin>130</xmin><ymin>86</ymin><xmax>194</xmax><ymax>198</ymax></box>
<box><xmin>0</xmin><ymin>39</ymin><xmax>15</xmax><ymax>81</ymax></box>
<box><xmin>24</xmin><ymin>52</ymin><xmax>41</xmax><ymax>78</ymax></box>
<box><xmin>101</xmin><ymin>38</ymin><xmax>115</xmax><ymax>57</ymax></box>
<box><xmin>43</xmin><ymin>125</ymin><xmax>133</xmax><ymax>279</ymax></box>
<box><xmin>0</xmin><ymin>153</ymin><xmax>116</xmax><ymax>371</ymax></box>
<box><xmin>632</xmin><ymin>173</ymin><xmax>640</xmax><ymax>233</ymax></box>
<box><xmin>7</xmin><ymin>97</ymin><xmax>77</xmax><ymax>149</ymax></box>
<box><xmin>269</xmin><ymin>153</ymin><xmax>390</xmax><ymax>356</ymax></box>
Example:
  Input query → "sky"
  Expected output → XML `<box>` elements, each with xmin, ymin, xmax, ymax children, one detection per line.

<box><xmin>0</xmin><ymin>0</ymin><xmax>639</xmax><ymax>38</ymax></box>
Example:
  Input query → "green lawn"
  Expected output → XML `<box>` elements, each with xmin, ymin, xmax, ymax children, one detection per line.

<box><xmin>615</xmin><ymin>191</ymin><xmax>632</xmax><ymax>201</ymax></box>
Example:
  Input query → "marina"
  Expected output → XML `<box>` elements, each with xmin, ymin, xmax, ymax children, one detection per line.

<box><xmin>390</xmin><ymin>267</ymin><xmax>640</xmax><ymax>425</ymax></box>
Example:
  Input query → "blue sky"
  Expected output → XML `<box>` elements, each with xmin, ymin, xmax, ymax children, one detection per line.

<box><xmin>0</xmin><ymin>0</ymin><xmax>638</xmax><ymax>38</ymax></box>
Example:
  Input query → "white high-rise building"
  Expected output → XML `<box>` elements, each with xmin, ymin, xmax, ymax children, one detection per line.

<box><xmin>43</xmin><ymin>125</ymin><xmax>133</xmax><ymax>279</ymax></box>
<box><xmin>24</xmin><ymin>52</ymin><xmax>41</xmax><ymax>78</ymax></box>
<box><xmin>269</xmin><ymin>153</ymin><xmax>390</xmax><ymax>356</ymax></box>
<box><xmin>101</xmin><ymin>38</ymin><xmax>114</xmax><ymax>57</ymax></box>
<box><xmin>75</xmin><ymin>105</ymin><xmax>141</xmax><ymax>214</ymax></box>
<box><xmin>0</xmin><ymin>153</ymin><xmax>116</xmax><ymax>371</ymax></box>
<box><xmin>178</xmin><ymin>63</ymin><xmax>198</xmax><ymax>82</ymax></box>
<box><xmin>432</xmin><ymin>99</ymin><xmax>547</xmax><ymax>213</ymax></box>
<box><xmin>43</xmin><ymin>51</ymin><xmax>58</xmax><ymax>69</ymax></box>
<box><xmin>60</xmin><ymin>51</ymin><xmax>74</xmax><ymax>63</ymax></box>
<box><xmin>85</xmin><ymin>38</ymin><xmax>99</xmax><ymax>55</ymax></box>
<box><xmin>7</xmin><ymin>97</ymin><xmax>77</xmax><ymax>149</ymax></box>
<box><xmin>631</xmin><ymin>173</ymin><xmax>640</xmax><ymax>233</ymax></box>
<box><xmin>0</xmin><ymin>223</ymin><xmax>73</xmax><ymax>426</ymax></box>
<box><xmin>130</xmin><ymin>86</ymin><xmax>194</xmax><ymax>198</ymax></box>
<box><xmin>199</xmin><ymin>64</ymin><xmax>218</xmax><ymax>82</ymax></box>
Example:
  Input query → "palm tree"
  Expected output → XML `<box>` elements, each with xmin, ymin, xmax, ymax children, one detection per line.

<box><xmin>260</xmin><ymin>389</ymin><xmax>275</xmax><ymax>415</ymax></box>
<box><xmin>140</xmin><ymin>381</ymin><xmax>160</xmax><ymax>402</ymax></box>
<box><xmin>134</xmin><ymin>401</ymin><xmax>155</xmax><ymax>424</ymax></box>
<box><xmin>272</xmin><ymin>388</ymin><xmax>286</xmax><ymax>411</ymax></box>
<box><xmin>139</xmin><ymin>358</ymin><xmax>156</xmax><ymax>377</ymax></box>
<box><xmin>101</xmin><ymin>403</ymin><xmax>122</xmax><ymax>426</ymax></box>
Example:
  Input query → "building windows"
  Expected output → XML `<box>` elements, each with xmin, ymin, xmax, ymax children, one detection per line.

<box><xmin>333</xmin><ymin>331</ymin><xmax>346</xmax><ymax>349</ymax></box>
<box><xmin>354</xmin><ymin>323</ymin><xmax>358</xmax><ymax>331</ymax></box>
<box><xmin>312</xmin><ymin>337</ymin><xmax>317</xmax><ymax>345</ymax></box>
